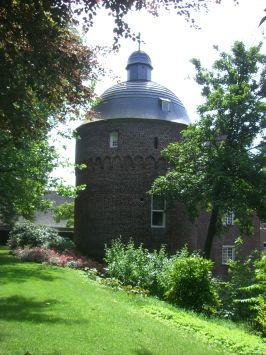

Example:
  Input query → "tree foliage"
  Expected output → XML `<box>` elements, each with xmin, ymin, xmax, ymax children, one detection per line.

<box><xmin>53</xmin><ymin>202</ymin><xmax>74</xmax><ymax>228</ymax></box>
<box><xmin>0</xmin><ymin>132</ymin><xmax>56</xmax><ymax>222</ymax></box>
<box><xmin>74</xmin><ymin>0</ymin><xmax>208</xmax><ymax>44</ymax></box>
<box><xmin>0</xmin><ymin>0</ymin><xmax>96</xmax><ymax>222</ymax></box>
<box><xmin>152</xmin><ymin>41</ymin><xmax>266</xmax><ymax>257</ymax></box>
<box><xmin>0</xmin><ymin>0</ymin><xmax>97</xmax><ymax>142</ymax></box>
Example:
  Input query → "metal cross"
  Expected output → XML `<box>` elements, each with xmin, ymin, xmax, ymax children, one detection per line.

<box><xmin>137</xmin><ymin>32</ymin><xmax>141</xmax><ymax>51</ymax></box>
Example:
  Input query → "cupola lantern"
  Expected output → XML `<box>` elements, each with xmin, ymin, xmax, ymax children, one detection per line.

<box><xmin>126</xmin><ymin>50</ymin><xmax>153</xmax><ymax>81</ymax></box>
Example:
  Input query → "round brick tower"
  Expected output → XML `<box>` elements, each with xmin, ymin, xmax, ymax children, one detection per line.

<box><xmin>75</xmin><ymin>50</ymin><xmax>197</xmax><ymax>258</ymax></box>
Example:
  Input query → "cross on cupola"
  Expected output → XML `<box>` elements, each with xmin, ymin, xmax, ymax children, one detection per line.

<box><xmin>137</xmin><ymin>32</ymin><xmax>141</xmax><ymax>51</ymax></box>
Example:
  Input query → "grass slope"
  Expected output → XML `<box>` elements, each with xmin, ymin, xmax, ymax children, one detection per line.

<box><xmin>0</xmin><ymin>247</ymin><xmax>265</xmax><ymax>355</ymax></box>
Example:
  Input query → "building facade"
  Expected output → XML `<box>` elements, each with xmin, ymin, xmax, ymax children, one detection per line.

<box><xmin>75</xmin><ymin>50</ymin><xmax>262</xmax><ymax>276</ymax></box>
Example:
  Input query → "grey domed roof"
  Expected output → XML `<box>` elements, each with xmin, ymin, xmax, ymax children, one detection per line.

<box><xmin>126</xmin><ymin>50</ymin><xmax>153</xmax><ymax>69</ymax></box>
<box><xmin>94</xmin><ymin>50</ymin><xmax>190</xmax><ymax>125</ymax></box>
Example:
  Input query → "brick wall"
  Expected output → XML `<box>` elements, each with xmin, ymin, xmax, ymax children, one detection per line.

<box><xmin>75</xmin><ymin>118</ymin><xmax>262</xmax><ymax>276</ymax></box>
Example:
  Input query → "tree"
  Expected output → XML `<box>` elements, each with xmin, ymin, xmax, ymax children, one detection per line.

<box><xmin>0</xmin><ymin>0</ymin><xmax>97</xmax><ymax>222</ymax></box>
<box><xmin>151</xmin><ymin>41</ymin><xmax>266</xmax><ymax>258</ymax></box>
<box><xmin>0</xmin><ymin>1</ymin><xmax>97</xmax><ymax>143</ymax></box>
<box><xmin>259</xmin><ymin>8</ymin><xmax>266</xmax><ymax>26</ymax></box>
<box><xmin>0</xmin><ymin>132</ymin><xmax>57</xmax><ymax>222</ymax></box>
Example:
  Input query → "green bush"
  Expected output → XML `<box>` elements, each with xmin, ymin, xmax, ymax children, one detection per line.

<box><xmin>246</xmin><ymin>255</ymin><xmax>266</xmax><ymax>336</ymax></box>
<box><xmin>224</xmin><ymin>239</ymin><xmax>258</xmax><ymax>321</ymax></box>
<box><xmin>253</xmin><ymin>255</ymin><xmax>266</xmax><ymax>335</ymax></box>
<box><xmin>223</xmin><ymin>238</ymin><xmax>266</xmax><ymax>335</ymax></box>
<box><xmin>255</xmin><ymin>295</ymin><xmax>266</xmax><ymax>336</ymax></box>
<box><xmin>104</xmin><ymin>239</ymin><xmax>168</xmax><ymax>294</ymax></box>
<box><xmin>105</xmin><ymin>239</ymin><xmax>219</xmax><ymax>314</ymax></box>
<box><xmin>42</xmin><ymin>235</ymin><xmax>75</xmax><ymax>252</ymax></box>
<box><xmin>223</xmin><ymin>238</ymin><xmax>266</xmax><ymax>323</ymax></box>
<box><xmin>8</xmin><ymin>221</ymin><xmax>75</xmax><ymax>252</ymax></box>
<box><xmin>163</xmin><ymin>248</ymin><xmax>219</xmax><ymax>314</ymax></box>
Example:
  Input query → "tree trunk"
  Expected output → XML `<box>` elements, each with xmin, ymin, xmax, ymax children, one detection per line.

<box><xmin>204</xmin><ymin>205</ymin><xmax>219</xmax><ymax>259</ymax></box>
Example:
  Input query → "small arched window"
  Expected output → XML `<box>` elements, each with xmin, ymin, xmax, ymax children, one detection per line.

<box><xmin>109</xmin><ymin>131</ymin><xmax>118</xmax><ymax>148</ymax></box>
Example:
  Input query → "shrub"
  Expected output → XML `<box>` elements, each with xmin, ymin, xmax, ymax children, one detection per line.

<box><xmin>8</xmin><ymin>221</ymin><xmax>57</xmax><ymax>249</ymax></box>
<box><xmin>253</xmin><ymin>255</ymin><xmax>266</xmax><ymax>336</ymax></box>
<box><xmin>163</xmin><ymin>248</ymin><xmax>219</xmax><ymax>314</ymax></box>
<box><xmin>8</xmin><ymin>221</ymin><xmax>75</xmax><ymax>252</ymax></box>
<box><xmin>12</xmin><ymin>245</ymin><xmax>104</xmax><ymax>272</ymax></box>
<box><xmin>221</xmin><ymin>238</ymin><xmax>266</xmax><ymax>335</ymax></box>
<box><xmin>224</xmin><ymin>238</ymin><xmax>258</xmax><ymax>321</ymax></box>
<box><xmin>100</xmin><ymin>277</ymin><xmax>150</xmax><ymax>297</ymax></box>
<box><xmin>255</xmin><ymin>295</ymin><xmax>266</xmax><ymax>336</ymax></box>
<box><xmin>42</xmin><ymin>235</ymin><xmax>75</xmax><ymax>252</ymax></box>
<box><xmin>223</xmin><ymin>238</ymin><xmax>266</xmax><ymax>325</ymax></box>
<box><xmin>104</xmin><ymin>238</ymin><xmax>168</xmax><ymax>294</ymax></box>
<box><xmin>105</xmin><ymin>239</ymin><xmax>219</xmax><ymax>314</ymax></box>
<box><xmin>13</xmin><ymin>246</ymin><xmax>49</xmax><ymax>262</ymax></box>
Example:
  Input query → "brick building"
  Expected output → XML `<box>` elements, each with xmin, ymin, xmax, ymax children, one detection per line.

<box><xmin>75</xmin><ymin>50</ymin><xmax>263</xmax><ymax>276</ymax></box>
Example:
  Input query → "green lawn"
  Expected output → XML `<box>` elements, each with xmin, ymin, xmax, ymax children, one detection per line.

<box><xmin>0</xmin><ymin>247</ymin><xmax>265</xmax><ymax>355</ymax></box>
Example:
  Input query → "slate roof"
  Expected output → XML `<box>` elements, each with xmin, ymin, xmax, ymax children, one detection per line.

<box><xmin>94</xmin><ymin>50</ymin><xmax>190</xmax><ymax>125</ymax></box>
<box><xmin>126</xmin><ymin>50</ymin><xmax>153</xmax><ymax>69</ymax></box>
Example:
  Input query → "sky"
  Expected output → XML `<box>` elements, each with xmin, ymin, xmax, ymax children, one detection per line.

<box><xmin>54</xmin><ymin>0</ymin><xmax>265</xmax><ymax>185</ymax></box>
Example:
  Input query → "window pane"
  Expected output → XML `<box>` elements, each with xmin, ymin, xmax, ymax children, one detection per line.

<box><xmin>152</xmin><ymin>196</ymin><xmax>165</xmax><ymax>210</ymax></box>
<box><xmin>222</xmin><ymin>246</ymin><xmax>235</xmax><ymax>264</ymax></box>
<box><xmin>224</xmin><ymin>212</ymin><xmax>234</xmax><ymax>225</ymax></box>
<box><xmin>152</xmin><ymin>211</ymin><xmax>164</xmax><ymax>226</ymax></box>
<box><xmin>110</xmin><ymin>132</ymin><xmax>118</xmax><ymax>148</ymax></box>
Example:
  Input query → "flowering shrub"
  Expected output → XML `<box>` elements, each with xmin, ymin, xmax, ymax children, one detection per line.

<box><xmin>12</xmin><ymin>246</ymin><xmax>103</xmax><ymax>272</ymax></box>
<box><xmin>13</xmin><ymin>246</ymin><xmax>49</xmax><ymax>262</ymax></box>
<box><xmin>8</xmin><ymin>221</ymin><xmax>75</xmax><ymax>252</ymax></box>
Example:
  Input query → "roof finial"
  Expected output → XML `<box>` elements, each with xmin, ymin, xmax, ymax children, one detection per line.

<box><xmin>137</xmin><ymin>32</ymin><xmax>141</xmax><ymax>51</ymax></box>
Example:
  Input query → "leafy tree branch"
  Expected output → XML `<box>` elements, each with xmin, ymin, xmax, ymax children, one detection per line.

<box><xmin>151</xmin><ymin>41</ymin><xmax>266</xmax><ymax>258</ymax></box>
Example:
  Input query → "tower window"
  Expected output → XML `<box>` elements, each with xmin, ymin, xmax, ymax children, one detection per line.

<box><xmin>151</xmin><ymin>196</ymin><xmax>166</xmax><ymax>228</ymax></box>
<box><xmin>160</xmin><ymin>98</ymin><xmax>171</xmax><ymax>112</ymax></box>
<box><xmin>109</xmin><ymin>131</ymin><xmax>118</xmax><ymax>148</ymax></box>
<box><xmin>154</xmin><ymin>137</ymin><xmax>158</xmax><ymax>149</ymax></box>
<box><xmin>222</xmin><ymin>245</ymin><xmax>235</xmax><ymax>265</ymax></box>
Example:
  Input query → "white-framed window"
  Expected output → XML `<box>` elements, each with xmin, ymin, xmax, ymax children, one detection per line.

<box><xmin>222</xmin><ymin>245</ymin><xmax>236</xmax><ymax>265</ymax></box>
<box><xmin>159</xmin><ymin>98</ymin><xmax>171</xmax><ymax>112</ymax></box>
<box><xmin>260</xmin><ymin>221</ymin><xmax>266</xmax><ymax>229</ymax></box>
<box><xmin>224</xmin><ymin>212</ymin><xmax>234</xmax><ymax>225</ymax></box>
<box><xmin>109</xmin><ymin>131</ymin><xmax>118</xmax><ymax>148</ymax></box>
<box><xmin>151</xmin><ymin>196</ymin><xmax>166</xmax><ymax>228</ymax></box>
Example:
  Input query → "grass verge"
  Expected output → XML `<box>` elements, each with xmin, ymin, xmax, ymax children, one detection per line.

<box><xmin>0</xmin><ymin>246</ymin><xmax>265</xmax><ymax>354</ymax></box>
